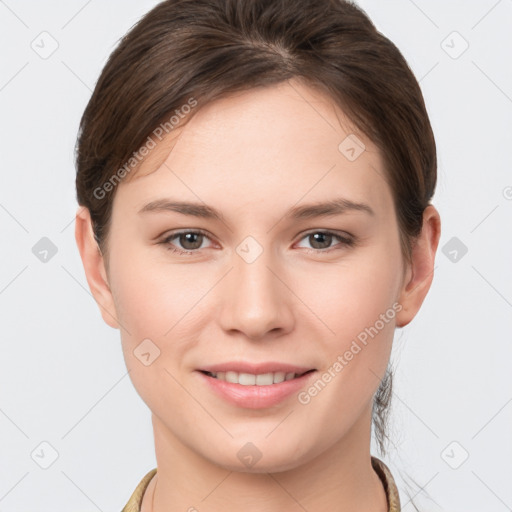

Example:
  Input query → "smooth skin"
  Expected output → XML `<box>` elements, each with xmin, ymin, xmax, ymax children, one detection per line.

<box><xmin>76</xmin><ymin>79</ymin><xmax>441</xmax><ymax>512</ymax></box>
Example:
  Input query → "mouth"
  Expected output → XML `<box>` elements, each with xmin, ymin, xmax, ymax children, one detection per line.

<box><xmin>196</xmin><ymin>364</ymin><xmax>318</xmax><ymax>408</ymax></box>
<box><xmin>198</xmin><ymin>369</ymin><xmax>316</xmax><ymax>386</ymax></box>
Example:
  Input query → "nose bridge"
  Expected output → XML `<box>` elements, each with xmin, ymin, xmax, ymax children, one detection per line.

<box><xmin>218</xmin><ymin>234</ymin><xmax>292</xmax><ymax>339</ymax></box>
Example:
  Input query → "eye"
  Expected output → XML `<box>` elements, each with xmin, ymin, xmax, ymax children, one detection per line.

<box><xmin>160</xmin><ymin>229</ymin><xmax>214</xmax><ymax>255</ymax></box>
<box><xmin>159</xmin><ymin>229</ymin><xmax>355</xmax><ymax>255</ymax></box>
<box><xmin>295</xmin><ymin>230</ymin><xmax>355</xmax><ymax>253</ymax></box>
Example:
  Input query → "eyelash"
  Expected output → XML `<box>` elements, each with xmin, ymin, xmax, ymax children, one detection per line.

<box><xmin>159</xmin><ymin>229</ymin><xmax>356</xmax><ymax>256</ymax></box>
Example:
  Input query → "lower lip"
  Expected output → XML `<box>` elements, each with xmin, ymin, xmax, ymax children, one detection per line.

<box><xmin>197</xmin><ymin>371</ymin><xmax>317</xmax><ymax>409</ymax></box>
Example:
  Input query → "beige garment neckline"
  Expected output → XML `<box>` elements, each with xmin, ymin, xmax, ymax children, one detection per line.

<box><xmin>121</xmin><ymin>455</ymin><xmax>401</xmax><ymax>511</ymax></box>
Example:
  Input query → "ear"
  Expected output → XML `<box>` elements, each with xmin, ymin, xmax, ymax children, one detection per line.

<box><xmin>395</xmin><ymin>205</ymin><xmax>441</xmax><ymax>328</ymax></box>
<box><xmin>74</xmin><ymin>206</ymin><xmax>120</xmax><ymax>329</ymax></box>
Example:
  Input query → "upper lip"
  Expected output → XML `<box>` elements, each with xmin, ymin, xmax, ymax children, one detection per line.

<box><xmin>198</xmin><ymin>362</ymin><xmax>315</xmax><ymax>375</ymax></box>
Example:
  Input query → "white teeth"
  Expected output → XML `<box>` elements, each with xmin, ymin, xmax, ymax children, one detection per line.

<box><xmin>225</xmin><ymin>371</ymin><xmax>238</xmax><ymax>384</ymax></box>
<box><xmin>208</xmin><ymin>370</ymin><xmax>301</xmax><ymax>385</ymax></box>
<box><xmin>273</xmin><ymin>371</ymin><xmax>285</xmax><ymax>384</ymax></box>
<box><xmin>239</xmin><ymin>373</ymin><xmax>256</xmax><ymax>385</ymax></box>
<box><xmin>253</xmin><ymin>373</ymin><xmax>270</xmax><ymax>385</ymax></box>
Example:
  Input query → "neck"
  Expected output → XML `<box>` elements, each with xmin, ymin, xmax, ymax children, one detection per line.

<box><xmin>144</xmin><ymin>404</ymin><xmax>388</xmax><ymax>512</ymax></box>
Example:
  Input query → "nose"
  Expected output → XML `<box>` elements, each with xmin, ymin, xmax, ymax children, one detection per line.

<box><xmin>218</xmin><ymin>242</ymin><xmax>295</xmax><ymax>341</ymax></box>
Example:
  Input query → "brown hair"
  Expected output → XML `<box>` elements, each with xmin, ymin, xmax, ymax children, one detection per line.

<box><xmin>75</xmin><ymin>0</ymin><xmax>436</xmax><ymax>468</ymax></box>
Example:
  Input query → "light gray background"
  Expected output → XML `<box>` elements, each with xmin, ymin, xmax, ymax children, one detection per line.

<box><xmin>1</xmin><ymin>1</ymin><xmax>511</xmax><ymax>511</ymax></box>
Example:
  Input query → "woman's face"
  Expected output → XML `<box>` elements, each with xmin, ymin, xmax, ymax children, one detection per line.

<box><xmin>104</xmin><ymin>80</ymin><xmax>409</xmax><ymax>472</ymax></box>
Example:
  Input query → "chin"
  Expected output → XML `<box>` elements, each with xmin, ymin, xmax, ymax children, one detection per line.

<box><xmin>206</xmin><ymin>443</ymin><xmax>309</xmax><ymax>474</ymax></box>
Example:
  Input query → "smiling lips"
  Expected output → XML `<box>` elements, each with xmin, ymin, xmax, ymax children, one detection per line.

<box><xmin>197</xmin><ymin>362</ymin><xmax>317</xmax><ymax>408</ymax></box>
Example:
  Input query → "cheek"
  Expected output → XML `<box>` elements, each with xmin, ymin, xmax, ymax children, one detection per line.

<box><xmin>109</xmin><ymin>247</ymin><xmax>197</xmax><ymax>336</ymax></box>
<box><xmin>306</xmin><ymin>246</ymin><xmax>402</xmax><ymax>341</ymax></box>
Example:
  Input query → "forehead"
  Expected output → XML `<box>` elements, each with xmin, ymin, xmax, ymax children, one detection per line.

<box><xmin>114</xmin><ymin>80</ymin><xmax>392</xmax><ymax>220</ymax></box>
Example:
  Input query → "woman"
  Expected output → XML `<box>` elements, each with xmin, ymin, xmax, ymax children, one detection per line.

<box><xmin>74</xmin><ymin>0</ymin><xmax>441</xmax><ymax>510</ymax></box>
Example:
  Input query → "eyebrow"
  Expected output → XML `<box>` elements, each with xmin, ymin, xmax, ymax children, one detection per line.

<box><xmin>138</xmin><ymin>197</ymin><xmax>375</xmax><ymax>220</ymax></box>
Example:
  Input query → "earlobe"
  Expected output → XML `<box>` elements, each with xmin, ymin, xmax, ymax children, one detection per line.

<box><xmin>395</xmin><ymin>205</ymin><xmax>441</xmax><ymax>328</ymax></box>
<box><xmin>74</xmin><ymin>207</ymin><xmax>120</xmax><ymax>330</ymax></box>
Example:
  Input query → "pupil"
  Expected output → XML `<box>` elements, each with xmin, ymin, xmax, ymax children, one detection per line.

<box><xmin>311</xmin><ymin>233</ymin><xmax>331</xmax><ymax>249</ymax></box>
<box><xmin>181</xmin><ymin>233</ymin><xmax>202</xmax><ymax>250</ymax></box>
